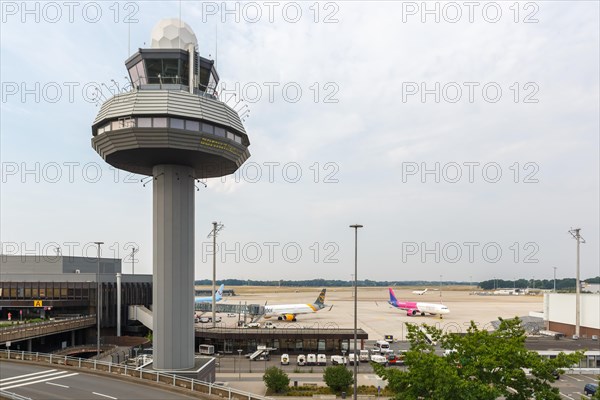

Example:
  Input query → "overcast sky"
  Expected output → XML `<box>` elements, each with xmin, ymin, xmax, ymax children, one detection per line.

<box><xmin>1</xmin><ymin>1</ymin><xmax>598</xmax><ymax>282</ymax></box>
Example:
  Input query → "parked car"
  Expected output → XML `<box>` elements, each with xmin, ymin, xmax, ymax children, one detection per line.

<box><xmin>264</xmin><ymin>322</ymin><xmax>276</xmax><ymax>329</ymax></box>
<box><xmin>386</xmin><ymin>353</ymin><xmax>404</xmax><ymax>366</ymax></box>
<box><xmin>243</xmin><ymin>322</ymin><xmax>260</xmax><ymax>328</ymax></box>
<box><xmin>297</xmin><ymin>354</ymin><xmax>306</xmax><ymax>366</ymax></box>
<box><xmin>227</xmin><ymin>313</ymin><xmax>237</xmax><ymax>317</ymax></box>
<box><xmin>330</xmin><ymin>355</ymin><xmax>346</xmax><ymax>365</ymax></box>
<box><xmin>199</xmin><ymin>317</ymin><xmax>210</xmax><ymax>323</ymax></box>
<box><xmin>280</xmin><ymin>353</ymin><xmax>289</xmax><ymax>365</ymax></box>
<box><xmin>584</xmin><ymin>383</ymin><xmax>597</xmax><ymax>395</ymax></box>
<box><xmin>317</xmin><ymin>354</ymin><xmax>327</xmax><ymax>366</ymax></box>
<box><xmin>306</xmin><ymin>354</ymin><xmax>317</xmax><ymax>366</ymax></box>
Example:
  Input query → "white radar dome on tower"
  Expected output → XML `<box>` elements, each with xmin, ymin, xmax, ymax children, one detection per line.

<box><xmin>150</xmin><ymin>18</ymin><xmax>198</xmax><ymax>50</ymax></box>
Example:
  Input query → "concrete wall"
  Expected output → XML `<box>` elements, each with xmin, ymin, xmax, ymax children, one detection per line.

<box><xmin>544</xmin><ymin>293</ymin><xmax>600</xmax><ymax>337</ymax></box>
<box><xmin>0</xmin><ymin>256</ymin><xmax>127</xmax><ymax>282</ymax></box>
<box><xmin>0</xmin><ymin>255</ymin><xmax>121</xmax><ymax>276</ymax></box>
<box><xmin>0</xmin><ymin>255</ymin><xmax>63</xmax><ymax>274</ymax></box>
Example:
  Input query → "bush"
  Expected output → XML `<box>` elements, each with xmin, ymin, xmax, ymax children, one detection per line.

<box><xmin>323</xmin><ymin>365</ymin><xmax>354</xmax><ymax>393</ymax></box>
<box><xmin>263</xmin><ymin>367</ymin><xmax>290</xmax><ymax>393</ymax></box>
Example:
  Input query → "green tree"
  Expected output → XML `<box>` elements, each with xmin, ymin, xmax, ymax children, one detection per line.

<box><xmin>263</xmin><ymin>367</ymin><xmax>290</xmax><ymax>393</ymax></box>
<box><xmin>373</xmin><ymin>317</ymin><xmax>583</xmax><ymax>400</ymax></box>
<box><xmin>323</xmin><ymin>365</ymin><xmax>354</xmax><ymax>393</ymax></box>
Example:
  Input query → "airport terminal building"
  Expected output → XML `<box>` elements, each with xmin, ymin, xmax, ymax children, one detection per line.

<box><xmin>0</xmin><ymin>255</ymin><xmax>152</xmax><ymax>341</ymax></box>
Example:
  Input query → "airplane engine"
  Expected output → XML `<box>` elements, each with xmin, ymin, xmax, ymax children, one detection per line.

<box><xmin>280</xmin><ymin>314</ymin><xmax>296</xmax><ymax>321</ymax></box>
<box><xmin>407</xmin><ymin>309</ymin><xmax>418</xmax><ymax>316</ymax></box>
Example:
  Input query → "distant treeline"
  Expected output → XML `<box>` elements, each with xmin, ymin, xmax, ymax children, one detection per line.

<box><xmin>194</xmin><ymin>279</ymin><xmax>473</xmax><ymax>287</ymax></box>
<box><xmin>195</xmin><ymin>276</ymin><xmax>600</xmax><ymax>289</ymax></box>
<box><xmin>478</xmin><ymin>276</ymin><xmax>599</xmax><ymax>291</ymax></box>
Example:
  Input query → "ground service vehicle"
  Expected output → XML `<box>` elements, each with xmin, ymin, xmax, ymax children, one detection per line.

<box><xmin>281</xmin><ymin>354</ymin><xmax>289</xmax><ymax>365</ymax></box>
<box><xmin>370</xmin><ymin>354</ymin><xmax>388</xmax><ymax>365</ymax></box>
<box><xmin>348</xmin><ymin>353</ymin><xmax>358</xmax><ymax>365</ymax></box>
<box><xmin>384</xmin><ymin>335</ymin><xmax>394</xmax><ymax>343</ymax></box>
<box><xmin>331</xmin><ymin>355</ymin><xmax>346</xmax><ymax>365</ymax></box>
<box><xmin>317</xmin><ymin>354</ymin><xmax>327</xmax><ymax>366</ymax></box>
<box><xmin>297</xmin><ymin>354</ymin><xmax>306</xmax><ymax>366</ymax></box>
<box><xmin>307</xmin><ymin>354</ymin><xmax>317</xmax><ymax>366</ymax></box>
<box><xmin>373</xmin><ymin>340</ymin><xmax>391</xmax><ymax>354</ymax></box>
<box><xmin>359</xmin><ymin>350</ymin><xmax>370</xmax><ymax>362</ymax></box>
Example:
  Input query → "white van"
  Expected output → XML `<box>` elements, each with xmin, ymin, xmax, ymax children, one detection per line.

<box><xmin>331</xmin><ymin>355</ymin><xmax>346</xmax><ymax>365</ymax></box>
<box><xmin>297</xmin><ymin>354</ymin><xmax>306</xmax><ymax>366</ymax></box>
<box><xmin>348</xmin><ymin>353</ymin><xmax>358</xmax><ymax>365</ymax></box>
<box><xmin>373</xmin><ymin>340</ymin><xmax>390</xmax><ymax>354</ymax></box>
<box><xmin>281</xmin><ymin>353</ymin><xmax>290</xmax><ymax>365</ymax></box>
<box><xmin>359</xmin><ymin>349</ymin><xmax>370</xmax><ymax>362</ymax></box>
<box><xmin>317</xmin><ymin>354</ymin><xmax>327</xmax><ymax>366</ymax></box>
<box><xmin>306</xmin><ymin>354</ymin><xmax>317</xmax><ymax>366</ymax></box>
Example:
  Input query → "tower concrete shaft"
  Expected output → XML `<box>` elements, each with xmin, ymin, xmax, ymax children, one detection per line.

<box><xmin>152</xmin><ymin>164</ymin><xmax>195</xmax><ymax>370</ymax></box>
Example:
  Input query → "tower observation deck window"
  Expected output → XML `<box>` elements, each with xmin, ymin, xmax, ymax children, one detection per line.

<box><xmin>153</xmin><ymin>117</ymin><xmax>168</xmax><ymax>128</ymax></box>
<box><xmin>214</xmin><ymin>127</ymin><xmax>226</xmax><ymax>137</ymax></box>
<box><xmin>128</xmin><ymin>61</ymin><xmax>147</xmax><ymax>87</ymax></box>
<box><xmin>95</xmin><ymin>116</ymin><xmax>246</xmax><ymax>146</ymax></box>
<box><xmin>185</xmin><ymin>120</ymin><xmax>200</xmax><ymax>131</ymax></box>
<box><xmin>171</xmin><ymin>118</ymin><xmax>185</xmax><ymax>129</ymax></box>
<box><xmin>146</xmin><ymin>58</ymin><xmax>189</xmax><ymax>86</ymax></box>
<box><xmin>138</xmin><ymin>117</ymin><xmax>152</xmax><ymax>128</ymax></box>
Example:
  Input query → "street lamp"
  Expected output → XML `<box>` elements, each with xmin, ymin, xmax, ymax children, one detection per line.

<box><xmin>93</xmin><ymin>241</ymin><xmax>104</xmax><ymax>357</ymax></box>
<box><xmin>349</xmin><ymin>224</ymin><xmax>363</xmax><ymax>400</ymax></box>
<box><xmin>237</xmin><ymin>349</ymin><xmax>243</xmax><ymax>381</ymax></box>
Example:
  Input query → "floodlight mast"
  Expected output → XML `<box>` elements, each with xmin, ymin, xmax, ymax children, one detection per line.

<box><xmin>207</xmin><ymin>222</ymin><xmax>224</xmax><ymax>328</ymax></box>
<box><xmin>91</xmin><ymin>19</ymin><xmax>251</xmax><ymax>370</ymax></box>
<box><xmin>568</xmin><ymin>228</ymin><xmax>585</xmax><ymax>338</ymax></box>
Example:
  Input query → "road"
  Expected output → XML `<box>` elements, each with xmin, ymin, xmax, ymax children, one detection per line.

<box><xmin>0</xmin><ymin>362</ymin><xmax>198</xmax><ymax>400</ymax></box>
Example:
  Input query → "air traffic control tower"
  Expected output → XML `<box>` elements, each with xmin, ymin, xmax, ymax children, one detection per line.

<box><xmin>91</xmin><ymin>19</ymin><xmax>250</xmax><ymax>370</ymax></box>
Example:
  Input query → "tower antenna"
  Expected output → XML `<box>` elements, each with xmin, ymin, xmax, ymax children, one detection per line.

<box><xmin>215</xmin><ymin>23</ymin><xmax>218</xmax><ymax>69</ymax></box>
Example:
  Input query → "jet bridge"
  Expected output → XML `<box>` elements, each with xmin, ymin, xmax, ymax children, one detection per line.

<box><xmin>194</xmin><ymin>302</ymin><xmax>264</xmax><ymax>317</ymax></box>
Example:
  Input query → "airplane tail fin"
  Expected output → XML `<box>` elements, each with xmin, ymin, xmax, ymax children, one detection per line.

<box><xmin>314</xmin><ymin>289</ymin><xmax>326</xmax><ymax>308</ymax></box>
<box><xmin>423</xmin><ymin>288</ymin><xmax>428</xmax><ymax>294</ymax></box>
<box><xmin>215</xmin><ymin>284</ymin><xmax>225</xmax><ymax>301</ymax></box>
<box><xmin>388</xmin><ymin>288</ymin><xmax>398</xmax><ymax>305</ymax></box>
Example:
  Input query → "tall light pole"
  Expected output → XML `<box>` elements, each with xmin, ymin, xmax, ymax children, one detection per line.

<box><xmin>237</xmin><ymin>349</ymin><xmax>243</xmax><ymax>381</ymax></box>
<box><xmin>207</xmin><ymin>222</ymin><xmax>224</xmax><ymax>328</ymax></box>
<box><xmin>439</xmin><ymin>275</ymin><xmax>443</xmax><ymax>300</ymax></box>
<box><xmin>93</xmin><ymin>241</ymin><xmax>104</xmax><ymax>356</ymax></box>
<box><xmin>553</xmin><ymin>267</ymin><xmax>557</xmax><ymax>292</ymax></box>
<box><xmin>130</xmin><ymin>246</ymin><xmax>138</xmax><ymax>274</ymax></box>
<box><xmin>349</xmin><ymin>224</ymin><xmax>363</xmax><ymax>400</ymax></box>
<box><xmin>569</xmin><ymin>228</ymin><xmax>585</xmax><ymax>338</ymax></box>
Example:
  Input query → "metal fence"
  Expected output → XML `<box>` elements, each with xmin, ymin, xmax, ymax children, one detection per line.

<box><xmin>0</xmin><ymin>350</ymin><xmax>273</xmax><ymax>400</ymax></box>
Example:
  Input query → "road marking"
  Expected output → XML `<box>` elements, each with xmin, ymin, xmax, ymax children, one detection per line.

<box><xmin>46</xmin><ymin>381</ymin><xmax>70</xmax><ymax>388</ymax></box>
<box><xmin>0</xmin><ymin>369</ymin><xmax>57</xmax><ymax>383</ymax></box>
<box><xmin>0</xmin><ymin>371</ymin><xmax>69</xmax><ymax>387</ymax></box>
<box><xmin>1</xmin><ymin>373</ymin><xmax>79</xmax><ymax>390</ymax></box>
<box><xmin>92</xmin><ymin>392</ymin><xmax>118</xmax><ymax>399</ymax></box>
<box><xmin>564</xmin><ymin>375</ymin><xmax>584</xmax><ymax>382</ymax></box>
<box><xmin>560</xmin><ymin>393</ymin><xmax>575</xmax><ymax>400</ymax></box>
